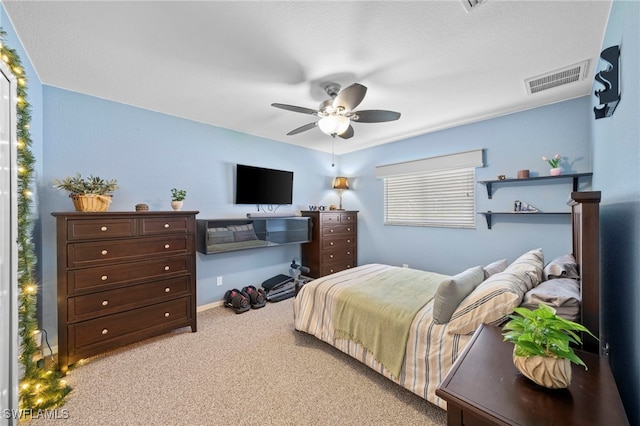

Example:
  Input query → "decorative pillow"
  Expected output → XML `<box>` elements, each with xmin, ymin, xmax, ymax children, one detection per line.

<box><xmin>543</xmin><ymin>254</ymin><xmax>579</xmax><ymax>280</ymax></box>
<box><xmin>207</xmin><ymin>227</ymin><xmax>235</xmax><ymax>244</ymax></box>
<box><xmin>446</xmin><ymin>249</ymin><xmax>544</xmax><ymax>335</ymax></box>
<box><xmin>227</xmin><ymin>223</ymin><xmax>259</xmax><ymax>242</ymax></box>
<box><xmin>521</xmin><ymin>278</ymin><xmax>581</xmax><ymax>322</ymax></box>
<box><xmin>432</xmin><ymin>266</ymin><xmax>485</xmax><ymax>324</ymax></box>
<box><xmin>502</xmin><ymin>248</ymin><xmax>544</xmax><ymax>293</ymax></box>
<box><xmin>483</xmin><ymin>259</ymin><xmax>508</xmax><ymax>279</ymax></box>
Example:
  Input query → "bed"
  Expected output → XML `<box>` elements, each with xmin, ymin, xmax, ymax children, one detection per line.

<box><xmin>293</xmin><ymin>191</ymin><xmax>601</xmax><ymax>409</ymax></box>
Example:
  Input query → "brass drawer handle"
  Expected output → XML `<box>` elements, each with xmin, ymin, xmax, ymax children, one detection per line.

<box><xmin>329</xmin><ymin>242</ymin><xmax>334</xmax><ymax>246</ymax></box>
<box><xmin>346</xmin><ymin>251</ymin><xmax>351</xmax><ymax>255</ymax></box>
<box><xmin>101</xmin><ymin>275</ymin><xmax>108</xmax><ymax>281</ymax></box>
<box><xmin>165</xmin><ymin>287</ymin><xmax>171</xmax><ymax>293</ymax></box>
<box><xmin>347</xmin><ymin>265</ymin><xmax>351</xmax><ymax>269</ymax></box>
<box><xmin>164</xmin><ymin>312</ymin><xmax>170</xmax><ymax>318</ymax></box>
<box><xmin>101</xmin><ymin>329</ymin><xmax>108</xmax><ymax>335</ymax></box>
<box><xmin>329</xmin><ymin>229</ymin><xmax>334</xmax><ymax>233</ymax></box>
<box><xmin>329</xmin><ymin>269</ymin><xmax>335</xmax><ymax>273</ymax></box>
<box><xmin>101</xmin><ymin>300</ymin><xmax>109</xmax><ymax>306</ymax></box>
<box><xmin>164</xmin><ymin>244</ymin><xmax>170</xmax><ymax>249</ymax></box>
<box><xmin>100</xmin><ymin>226</ymin><xmax>108</xmax><ymax>232</ymax></box>
<box><xmin>101</xmin><ymin>250</ymin><xmax>108</xmax><ymax>255</ymax></box>
<box><xmin>347</xmin><ymin>239</ymin><xmax>351</xmax><ymax>243</ymax></box>
<box><xmin>164</xmin><ymin>266</ymin><xmax>170</xmax><ymax>271</ymax></box>
<box><xmin>330</xmin><ymin>254</ymin><xmax>334</xmax><ymax>258</ymax></box>
<box><xmin>164</xmin><ymin>223</ymin><xmax>170</xmax><ymax>229</ymax></box>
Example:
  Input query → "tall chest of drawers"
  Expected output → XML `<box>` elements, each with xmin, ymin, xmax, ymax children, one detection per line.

<box><xmin>300</xmin><ymin>210</ymin><xmax>358</xmax><ymax>278</ymax></box>
<box><xmin>52</xmin><ymin>211</ymin><xmax>198</xmax><ymax>373</ymax></box>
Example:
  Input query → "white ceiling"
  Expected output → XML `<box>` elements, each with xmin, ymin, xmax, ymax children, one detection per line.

<box><xmin>3</xmin><ymin>1</ymin><xmax>612</xmax><ymax>154</ymax></box>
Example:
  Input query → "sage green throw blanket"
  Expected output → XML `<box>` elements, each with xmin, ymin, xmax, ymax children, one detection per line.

<box><xmin>333</xmin><ymin>268</ymin><xmax>449</xmax><ymax>379</ymax></box>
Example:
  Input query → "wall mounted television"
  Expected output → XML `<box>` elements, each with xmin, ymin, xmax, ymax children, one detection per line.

<box><xmin>235</xmin><ymin>164</ymin><xmax>294</xmax><ymax>205</ymax></box>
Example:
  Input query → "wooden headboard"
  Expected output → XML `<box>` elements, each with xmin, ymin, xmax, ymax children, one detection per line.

<box><xmin>569</xmin><ymin>191</ymin><xmax>602</xmax><ymax>355</ymax></box>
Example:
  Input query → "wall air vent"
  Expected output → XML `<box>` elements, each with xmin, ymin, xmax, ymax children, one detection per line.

<box><xmin>525</xmin><ymin>61</ymin><xmax>589</xmax><ymax>95</ymax></box>
<box><xmin>461</xmin><ymin>0</ymin><xmax>486</xmax><ymax>13</ymax></box>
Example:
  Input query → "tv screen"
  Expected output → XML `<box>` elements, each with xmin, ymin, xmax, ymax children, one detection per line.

<box><xmin>235</xmin><ymin>164</ymin><xmax>294</xmax><ymax>205</ymax></box>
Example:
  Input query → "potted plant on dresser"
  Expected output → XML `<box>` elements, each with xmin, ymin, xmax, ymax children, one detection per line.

<box><xmin>170</xmin><ymin>188</ymin><xmax>187</xmax><ymax>211</ymax></box>
<box><xmin>53</xmin><ymin>173</ymin><xmax>119</xmax><ymax>212</ymax></box>
<box><xmin>502</xmin><ymin>303</ymin><xmax>596</xmax><ymax>389</ymax></box>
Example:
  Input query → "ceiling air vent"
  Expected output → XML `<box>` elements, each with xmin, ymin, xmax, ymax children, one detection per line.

<box><xmin>525</xmin><ymin>61</ymin><xmax>589</xmax><ymax>95</ymax></box>
<box><xmin>461</xmin><ymin>0</ymin><xmax>486</xmax><ymax>13</ymax></box>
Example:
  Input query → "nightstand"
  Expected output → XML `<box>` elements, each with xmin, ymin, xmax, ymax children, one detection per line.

<box><xmin>436</xmin><ymin>324</ymin><xmax>628</xmax><ymax>426</ymax></box>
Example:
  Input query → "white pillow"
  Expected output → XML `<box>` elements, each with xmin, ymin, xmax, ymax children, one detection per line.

<box><xmin>483</xmin><ymin>259</ymin><xmax>508</xmax><ymax>279</ymax></box>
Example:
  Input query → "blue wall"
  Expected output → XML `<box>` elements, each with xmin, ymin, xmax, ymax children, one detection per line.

<box><xmin>40</xmin><ymin>87</ymin><xmax>339</xmax><ymax>335</ymax></box>
<box><xmin>592</xmin><ymin>0</ymin><xmax>639</xmax><ymax>423</ymax></box>
<box><xmin>340</xmin><ymin>97</ymin><xmax>593</xmax><ymax>274</ymax></box>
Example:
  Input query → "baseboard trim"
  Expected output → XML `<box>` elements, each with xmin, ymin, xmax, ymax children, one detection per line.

<box><xmin>197</xmin><ymin>300</ymin><xmax>224</xmax><ymax>312</ymax></box>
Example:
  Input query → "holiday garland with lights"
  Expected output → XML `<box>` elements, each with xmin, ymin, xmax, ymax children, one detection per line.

<box><xmin>1</xmin><ymin>29</ymin><xmax>71</xmax><ymax>411</ymax></box>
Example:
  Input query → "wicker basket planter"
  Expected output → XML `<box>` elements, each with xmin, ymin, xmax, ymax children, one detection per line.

<box><xmin>70</xmin><ymin>194</ymin><xmax>113</xmax><ymax>212</ymax></box>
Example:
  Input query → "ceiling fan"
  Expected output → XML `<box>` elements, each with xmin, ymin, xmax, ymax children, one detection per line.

<box><xmin>271</xmin><ymin>83</ymin><xmax>401</xmax><ymax>139</ymax></box>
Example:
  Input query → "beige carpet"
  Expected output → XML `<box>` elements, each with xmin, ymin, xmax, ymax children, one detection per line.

<box><xmin>28</xmin><ymin>298</ymin><xmax>446</xmax><ymax>425</ymax></box>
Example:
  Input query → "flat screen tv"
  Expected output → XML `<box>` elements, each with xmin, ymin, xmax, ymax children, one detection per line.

<box><xmin>235</xmin><ymin>164</ymin><xmax>294</xmax><ymax>205</ymax></box>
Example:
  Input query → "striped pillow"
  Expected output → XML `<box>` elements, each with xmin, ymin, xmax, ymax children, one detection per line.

<box><xmin>446</xmin><ymin>249</ymin><xmax>544</xmax><ymax>335</ymax></box>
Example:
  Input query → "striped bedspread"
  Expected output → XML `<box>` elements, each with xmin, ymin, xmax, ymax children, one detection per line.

<box><xmin>293</xmin><ymin>264</ymin><xmax>473</xmax><ymax>409</ymax></box>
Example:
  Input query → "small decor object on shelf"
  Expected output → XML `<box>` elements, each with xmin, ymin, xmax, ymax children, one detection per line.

<box><xmin>53</xmin><ymin>173</ymin><xmax>119</xmax><ymax>212</ymax></box>
<box><xmin>513</xmin><ymin>200</ymin><xmax>538</xmax><ymax>213</ymax></box>
<box><xmin>517</xmin><ymin>169</ymin><xmax>529</xmax><ymax>179</ymax></box>
<box><xmin>542</xmin><ymin>154</ymin><xmax>562</xmax><ymax>176</ymax></box>
<box><xmin>135</xmin><ymin>203</ymin><xmax>149</xmax><ymax>211</ymax></box>
<box><xmin>171</xmin><ymin>188</ymin><xmax>187</xmax><ymax>211</ymax></box>
<box><xmin>502</xmin><ymin>303</ymin><xmax>596</xmax><ymax>389</ymax></box>
<box><xmin>497</xmin><ymin>175</ymin><xmax>506</xmax><ymax>180</ymax></box>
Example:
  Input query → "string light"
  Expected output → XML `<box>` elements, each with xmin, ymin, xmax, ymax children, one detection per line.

<box><xmin>1</xmin><ymin>27</ymin><xmax>71</xmax><ymax>410</ymax></box>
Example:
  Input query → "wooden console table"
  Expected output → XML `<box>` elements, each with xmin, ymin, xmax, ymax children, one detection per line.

<box><xmin>436</xmin><ymin>324</ymin><xmax>628</xmax><ymax>426</ymax></box>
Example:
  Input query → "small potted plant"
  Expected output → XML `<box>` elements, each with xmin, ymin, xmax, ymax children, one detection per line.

<box><xmin>542</xmin><ymin>154</ymin><xmax>562</xmax><ymax>176</ymax></box>
<box><xmin>502</xmin><ymin>303</ymin><xmax>596</xmax><ymax>389</ymax></box>
<box><xmin>53</xmin><ymin>173</ymin><xmax>119</xmax><ymax>212</ymax></box>
<box><xmin>170</xmin><ymin>188</ymin><xmax>187</xmax><ymax>211</ymax></box>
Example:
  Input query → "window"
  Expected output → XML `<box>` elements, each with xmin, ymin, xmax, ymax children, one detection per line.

<box><xmin>375</xmin><ymin>150</ymin><xmax>483</xmax><ymax>229</ymax></box>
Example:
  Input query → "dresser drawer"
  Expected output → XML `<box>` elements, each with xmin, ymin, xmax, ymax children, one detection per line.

<box><xmin>141</xmin><ymin>216</ymin><xmax>192</xmax><ymax>235</ymax></box>
<box><xmin>322</xmin><ymin>224</ymin><xmax>356</xmax><ymax>237</ymax></box>
<box><xmin>321</xmin><ymin>213</ymin><xmax>342</xmax><ymax>224</ymax></box>
<box><xmin>68</xmin><ymin>297</ymin><xmax>191</xmax><ymax>353</ymax></box>
<box><xmin>67</xmin><ymin>236</ymin><xmax>190</xmax><ymax>267</ymax></box>
<box><xmin>340</xmin><ymin>212</ymin><xmax>357</xmax><ymax>224</ymax></box>
<box><xmin>321</xmin><ymin>260</ymin><xmax>355</xmax><ymax>276</ymax></box>
<box><xmin>67</xmin><ymin>218</ymin><xmax>136</xmax><ymax>241</ymax></box>
<box><xmin>321</xmin><ymin>235</ymin><xmax>356</xmax><ymax>250</ymax></box>
<box><xmin>68</xmin><ymin>256</ymin><xmax>191</xmax><ymax>294</ymax></box>
<box><xmin>67</xmin><ymin>276</ymin><xmax>191</xmax><ymax>322</ymax></box>
<box><xmin>322</xmin><ymin>247</ymin><xmax>356</xmax><ymax>263</ymax></box>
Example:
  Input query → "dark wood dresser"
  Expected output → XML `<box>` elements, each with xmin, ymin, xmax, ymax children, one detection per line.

<box><xmin>436</xmin><ymin>324</ymin><xmax>629</xmax><ymax>426</ymax></box>
<box><xmin>52</xmin><ymin>211</ymin><xmax>198</xmax><ymax>374</ymax></box>
<box><xmin>300</xmin><ymin>210</ymin><xmax>358</xmax><ymax>278</ymax></box>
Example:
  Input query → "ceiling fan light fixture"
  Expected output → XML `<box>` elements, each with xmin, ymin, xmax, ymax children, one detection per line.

<box><xmin>318</xmin><ymin>115</ymin><xmax>350</xmax><ymax>136</ymax></box>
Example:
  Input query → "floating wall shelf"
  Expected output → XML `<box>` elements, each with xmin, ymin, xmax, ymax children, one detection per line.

<box><xmin>478</xmin><ymin>211</ymin><xmax>570</xmax><ymax>230</ymax></box>
<box><xmin>477</xmin><ymin>172</ymin><xmax>593</xmax><ymax>199</ymax></box>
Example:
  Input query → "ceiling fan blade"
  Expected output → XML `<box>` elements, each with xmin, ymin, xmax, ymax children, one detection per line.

<box><xmin>352</xmin><ymin>110</ymin><xmax>401</xmax><ymax>123</ymax></box>
<box><xmin>287</xmin><ymin>122</ymin><xmax>317</xmax><ymax>136</ymax></box>
<box><xmin>271</xmin><ymin>103</ymin><xmax>318</xmax><ymax>115</ymax></box>
<box><xmin>333</xmin><ymin>83</ymin><xmax>367</xmax><ymax>111</ymax></box>
<box><xmin>338</xmin><ymin>125</ymin><xmax>354</xmax><ymax>139</ymax></box>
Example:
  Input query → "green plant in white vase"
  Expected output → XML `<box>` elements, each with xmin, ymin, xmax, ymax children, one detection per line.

<box><xmin>170</xmin><ymin>188</ymin><xmax>187</xmax><ymax>211</ymax></box>
<box><xmin>502</xmin><ymin>303</ymin><xmax>596</xmax><ymax>389</ymax></box>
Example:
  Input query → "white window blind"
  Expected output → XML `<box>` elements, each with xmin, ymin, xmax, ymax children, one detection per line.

<box><xmin>376</xmin><ymin>150</ymin><xmax>483</xmax><ymax>229</ymax></box>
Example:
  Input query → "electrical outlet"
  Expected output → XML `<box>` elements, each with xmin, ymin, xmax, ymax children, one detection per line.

<box><xmin>216</xmin><ymin>276</ymin><xmax>223</xmax><ymax>286</ymax></box>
